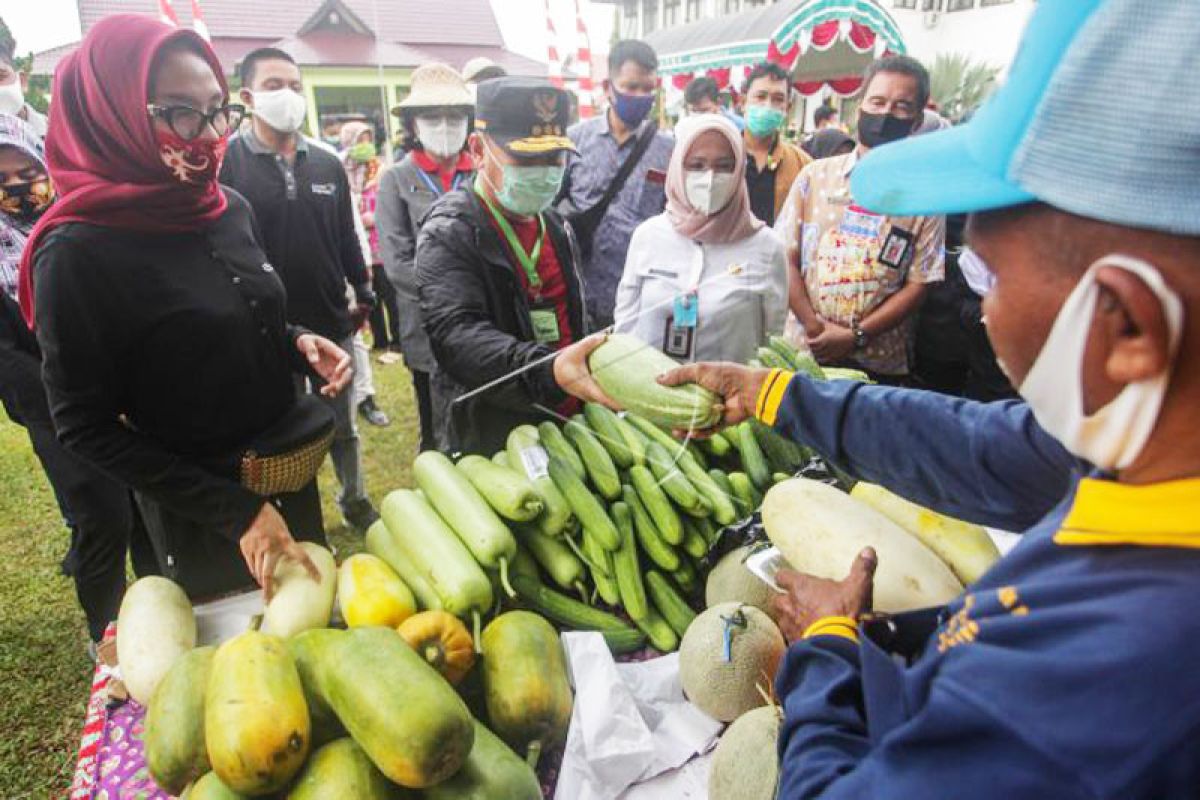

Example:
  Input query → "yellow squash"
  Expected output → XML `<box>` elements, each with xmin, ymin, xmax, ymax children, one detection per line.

<box><xmin>397</xmin><ymin>610</ymin><xmax>476</xmax><ymax>685</ymax></box>
<box><xmin>337</xmin><ymin>553</ymin><xmax>416</xmax><ymax>628</ymax></box>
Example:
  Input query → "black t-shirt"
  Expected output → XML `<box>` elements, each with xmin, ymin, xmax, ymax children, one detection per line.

<box><xmin>745</xmin><ymin>156</ymin><xmax>778</xmax><ymax>227</ymax></box>
<box><xmin>32</xmin><ymin>191</ymin><xmax>306</xmax><ymax>541</ymax></box>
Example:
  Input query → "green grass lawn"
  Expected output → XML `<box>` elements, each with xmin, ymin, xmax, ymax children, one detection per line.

<box><xmin>0</xmin><ymin>357</ymin><xmax>420</xmax><ymax>797</ymax></box>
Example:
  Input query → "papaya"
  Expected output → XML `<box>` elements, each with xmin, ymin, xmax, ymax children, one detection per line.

<box><xmin>420</xmin><ymin>719</ymin><xmax>541</xmax><ymax>800</ymax></box>
<box><xmin>481</xmin><ymin>611</ymin><xmax>573</xmax><ymax>768</ymax></box>
<box><xmin>287</xmin><ymin>629</ymin><xmax>346</xmax><ymax>746</ymax></box>
<box><xmin>184</xmin><ymin>771</ymin><xmax>251</xmax><ymax>800</ymax></box>
<box><xmin>338</xmin><ymin>553</ymin><xmax>417</xmax><ymax>628</ymax></box>
<box><xmin>322</xmin><ymin>626</ymin><xmax>474</xmax><ymax>788</ymax></box>
<box><xmin>205</xmin><ymin>631</ymin><xmax>310</xmax><ymax>795</ymax></box>
<box><xmin>145</xmin><ymin>645</ymin><xmax>214</xmax><ymax>795</ymax></box>
<box><xmin>287</xmin><ymin>738</ymin><xmax>407</xmax><ymax>800</ymax></box>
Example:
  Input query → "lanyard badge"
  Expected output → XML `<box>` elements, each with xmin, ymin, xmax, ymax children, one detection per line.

<box><xmin>663</xmin><ymin>291</ymin><xmax>698</xmax><ymax>359</ymax></box>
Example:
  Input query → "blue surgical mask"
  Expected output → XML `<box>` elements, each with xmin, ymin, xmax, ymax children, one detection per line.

<box><xmin>611</xmin><ymin>88</ymin><xmax>655</xmax><ymax>128</ymax></box>
<box><xmin>483</xmin><ymin>140</ymin><xmax>564</xmax><ymax>216</ymax></box>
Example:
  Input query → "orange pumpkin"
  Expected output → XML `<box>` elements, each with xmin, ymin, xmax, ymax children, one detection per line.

<box><xmin>397</xmin><ymin>610</ymin><xmax>476</xmax><ymax>685</ymax></box>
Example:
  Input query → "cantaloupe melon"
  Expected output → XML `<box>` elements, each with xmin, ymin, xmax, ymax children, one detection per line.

<box><xmin>709</xmin><ymin>705</ymin><xmax>781</xmax><ymax>800</ymax></box>
<box><xmin>705</xmin><ymin>546</ymin><xmax>780</xmax><ymax>613</ymax></box>
<box><xmin>679</xmin><ymin>602</ymin><xmax>785</xmax><ymax>722</ymax></box>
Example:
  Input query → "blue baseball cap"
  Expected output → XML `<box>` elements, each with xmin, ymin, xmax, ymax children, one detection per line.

<box><xmin>850</xmin><ymin>0</ymin><xmax>1200</xmax><ymax>236</ymax></box>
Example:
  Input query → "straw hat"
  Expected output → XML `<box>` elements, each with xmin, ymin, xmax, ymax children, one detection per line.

<box><xmin>393</xmin><ymin>63</ymin><xmax>473</xmax><ymax>116</ymax></box>
<box><xmin>462</xmin><ymin>56</ymin><xmax>507</xmax><ymax>84</ymax></box>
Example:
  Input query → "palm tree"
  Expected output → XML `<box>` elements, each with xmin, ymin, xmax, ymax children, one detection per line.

<box><xmin>928</xmin><ymin>53</ymin><xmax>1000</xmax><ymax>123</ymax></box>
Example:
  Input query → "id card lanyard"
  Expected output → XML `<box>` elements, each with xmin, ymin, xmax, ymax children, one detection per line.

<box><xmin>416</xmin><ymin>168</ymin><xmax>466</xmax><ymax>197</ymax></box>
<box><xmin>474</xmin><ymin>178</ymin><xmax>545</xmax><ymax>293</ymax></box>
<box><xmin>664</xmin><ymin>243</ymin><xmax>704</xmax><ymax>358</ymax></box>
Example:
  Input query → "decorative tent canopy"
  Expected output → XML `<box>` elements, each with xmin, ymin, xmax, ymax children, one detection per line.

<box><xmin>646</xmin><ymin>0</ymin><xmax>905</xmax><ymax>97</ymax></box>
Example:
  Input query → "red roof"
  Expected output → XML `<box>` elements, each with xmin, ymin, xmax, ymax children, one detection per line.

<box><xmin>33</xmin><ymin>0</ymin><xmax>547</xmax><ymax>76</ymax></box>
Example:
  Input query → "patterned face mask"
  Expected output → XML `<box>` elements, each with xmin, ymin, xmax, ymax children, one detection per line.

<box><xmin>155</xmin><ymin>129</ymin><xmax>228</xmax><ymax>185</ymax></box>
<box><xmin>0</xmin><ymin>177</ymin><xmax>54</xmax><ymax>222</ymax></box>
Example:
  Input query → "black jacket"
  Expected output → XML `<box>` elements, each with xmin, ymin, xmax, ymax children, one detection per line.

<box><xmin>220</xmin><ymin>134</ymin><xmax>369</xmax><ymax>341</ymax></box>
<box><xmin>416</xmin><ymin>188</ymin><xmax>590</xmax><ymax>455</ymax></box>
<box><xmin>0</xmin><ymin>292</ymin><xmax>47</xmax><ymax>426</ymax></box>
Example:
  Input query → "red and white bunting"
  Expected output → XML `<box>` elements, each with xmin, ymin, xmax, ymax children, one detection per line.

<box><xmin>545</xmin><ymin>0</ymin><xmax>565</xmax><ymax>88</ymax></box>
<box><xmin>158</xmin><ymin>0</ymin><xmax>180</xmax><ymax>27</ymax></box>
<box><xmin>574</xmin><ymin>0</ymin><xmax>595</xmax><ymax>118</ymax></box>
<box><xmin>191</xmin><ymin>0</ymin><xmax>211</xmax><ymax>42</ymax></box>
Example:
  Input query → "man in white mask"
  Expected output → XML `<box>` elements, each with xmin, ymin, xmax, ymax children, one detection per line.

<box><xmin>626</xmin><ymin>0</ymin><xmax>1200</xmax><ymax>795</ymax></box>
<box><xmin>0</xmin><ymin>24</ymin><xmax>47</xmax><ymax>138</ymax></box>
<box><xmin>221</xmin><ymin>48</ymin><xmax>381</xmax><ymax>533</ymax></box>
<box><xmin>377</xmin><ymin>62</ymin><xmax>477</xmax><ymax>451</ymax></box>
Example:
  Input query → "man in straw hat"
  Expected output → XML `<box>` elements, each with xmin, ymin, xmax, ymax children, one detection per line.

<box><xmin>415</xmin><ymin>77</ymin><xmax>612</xmax><ymax>454</ymax></box>
<box><xmin>377</xmin><ymin>63</ymin><xmax>476</xmax><ymax>451</ymax></box>
<box><xmin>642</xmin><ymin>0</ymin><xmax>1200</xmax><ymax>794</ymax></box>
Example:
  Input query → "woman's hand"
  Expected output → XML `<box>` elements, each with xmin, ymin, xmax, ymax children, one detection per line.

<box><xmin>297</xmin><ymin>334</ymin><xmax>352</xmax><ymax>397</ymax></box>
<box><xmin>239</xmin><ymin>502</ymin><xmax>321</xmax><ymax>600</ymax></box>
<box><xmin>657</xmin><ymin>362</ymin><xmax>772</xmax><ymax>428</ymax></box>
<box><xmin>770</xmin><ymin>548</ymin><xmax>877</xmax><ymax>642</ymax></box>
<box><xmin>554</xmin><ymin>333</ymin><xmax>620</xmax><ymax>409</ymax></box>
<box><xmin>807</xmin><ymin>323</ymin><xmax>855</xmax><ymax>362</ymax></box>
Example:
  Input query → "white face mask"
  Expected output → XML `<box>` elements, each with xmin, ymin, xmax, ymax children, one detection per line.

<box><xmin>415</xmin><ymin>116</ymin><xmax>469</xmax><ymax>159</ymax></box>
<box><xmin>683</xmin><ymin>169</ymin><xmax>738</xmax><ymax>216</ymax></box>
<box><xmin>1016</xmin><ymin>254</ymin><xmax>1184</xmax><ymax>472</ymax></box>
<box><xmin>0</xmin><ymin>79</ymin><xmax>24</xmax><ymax>115</ymax></box>
<box><xmin>251</xmin><ymin>89</ymin><xmax>307</xmax><ymax>133</ymax></box>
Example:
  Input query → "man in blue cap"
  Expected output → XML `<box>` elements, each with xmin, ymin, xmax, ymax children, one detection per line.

<box><xmin>648</xmin><ymin>0</ymin><xmax>1200</xmax><ymax>794</ymax></box>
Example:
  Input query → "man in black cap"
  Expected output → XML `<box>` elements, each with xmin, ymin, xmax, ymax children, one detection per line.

<box><xmin>415</xmin><ymin>77</ymin><xmax>612</xmax><ymax>455</ymax></box>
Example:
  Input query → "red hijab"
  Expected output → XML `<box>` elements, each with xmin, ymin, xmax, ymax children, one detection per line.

<box><xmin>18</xmin><ymin>14</ymin><xmax>230</xmax><ymax>326</ymax></box>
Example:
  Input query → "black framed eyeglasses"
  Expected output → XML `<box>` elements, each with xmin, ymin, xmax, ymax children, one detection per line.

<box><xmin>147</xmin><ymin>103</ymin><xmax>247</xmax><ymax>141</ymax></box>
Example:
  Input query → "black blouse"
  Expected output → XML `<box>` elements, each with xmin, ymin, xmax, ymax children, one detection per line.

<box><xmin>33</xmin><ymin>190</ymin><xmax>309</xmax><ymax>542</ymax></box>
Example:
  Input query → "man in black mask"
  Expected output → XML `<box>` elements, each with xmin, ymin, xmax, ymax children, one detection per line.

<box><xmin>775</xmin><ymin>55</ymin><xmax>945</xmax><ymax>383</ymax></box>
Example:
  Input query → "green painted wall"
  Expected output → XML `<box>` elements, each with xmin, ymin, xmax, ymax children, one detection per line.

<box><xmin>299</xmin><ymin>65</ymin><xmax>416</xmax><ymax>141</ymax></box>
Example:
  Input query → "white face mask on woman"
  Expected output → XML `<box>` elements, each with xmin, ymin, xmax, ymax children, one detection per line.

<box><xmin>683</xmin><ymin>169</ymin><xmax>738</xmax><ymax>216</ymax></box>
<box><xmin>416</xmin><ymin>116</ymin><xmax>468</xmax><ymax>159</ymax></box>
<box><xmin>1014</xmin><ymin>254</ymin><xmax>1184</xmax><ymax>472</ymax></box>
<box><xmin>251</xmin><ymin>89</ymin><xmax>307</xmax><ymax>133</ymax></box>
<box><xmin>0</xmin><ymin>79</ymin><xmax>24</xmax><ymax>115</ymax></box>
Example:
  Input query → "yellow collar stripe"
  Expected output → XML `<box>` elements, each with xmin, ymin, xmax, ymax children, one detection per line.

<box><xmin>756</xmin><ymin>368</ymin><xmax>793</xmax><ymax>427</ymax></box>
<box><xmin>1055</xmin><ymin>476</ymin><xmax>1200</xmax><ymax>548</ymax></box>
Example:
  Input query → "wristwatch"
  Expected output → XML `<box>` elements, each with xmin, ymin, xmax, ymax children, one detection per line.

<box><xmin>852</xmin><ymin>324</ymin><xmax>869</xmax><ymax>350</ymax></box>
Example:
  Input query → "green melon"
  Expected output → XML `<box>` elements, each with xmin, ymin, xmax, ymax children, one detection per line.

<box><xmin>708</xmin><ymin>705</ymin><xmax>781</xmax><ymax>800</ymax></box>
<box><xmin>679</xmin><ymin>602</ymin><xmax>785</xmax><ymax>722</ymax></box>
<box><xmin>705</xmin><ymin>547</ymin><xmax>780</xmax><ymax>613</ymax></box>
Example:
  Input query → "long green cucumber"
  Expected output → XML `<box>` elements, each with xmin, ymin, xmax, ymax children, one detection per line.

<box><xmin>732</xmin><ymin>421</ymin><xmax>772</xmax><ymax>491</ymax></box>
<box><xmin>628</xmin><ymin>464</ymin><xmax>684</xmax><ymax>545</ymax></box>
<box><xmin>583</xmin><ymin>526</ymin><xmax>620</xmax><ymax>606</ymax></box>
<box><xmin>676</xmin><ymin>450</ymin><xmax>737</xmax><ymax>525</ymax></box>
<box><xmin>756</xmin><ymin>346</ymin><xmax>791</xmax><ymax>371</ymax></box>
<box><xmin>547</xmin><ymin>454</ymin><xmax>620</xmax><ymax>550</ymax></box>
<box><xmin>671</xmin><ymin>558</ymin><xmax>700</xmax><ymax>596</ymax></box>
<box><xmin>634</xmin><ymin>608</ymin><xmax>679</xmax><ymax>653</ymax></box>
<box><xmin>511</xmin><ymin>545</ymin><xmax>542</xmax><ymax>583</ymax></box>
<box><xmin>603</xmin><ymin>626</ymin><xmax>649</xmax><ymax>654</ymax></box>
<box><xmin>708</xmin><ymin>469</ymin><xmax>735</xmax><ymax>500</ymax></box>
<box><xmin>643</xmin><ymin>442</ymin><xmax>706</xmax><ymax>515</ymax></box>
<box><xmin>645</xmin><ymin>571</ymin><xmax>697</xmax><ymax>637</ymax></box>
<box><xmin>728</xmin><ymin>471</ymin><xmax>762</xmax><ymax>513</ymax></box>
<box><xmin>680</xmin><ymin>517</ymin><xmax>709</xmax><ymax>559</ymax></box>
<box><xmin>610</xmin><ymin>502</ymin><xmax>648</xmax><ymax>621</ymax></box>
<box><xmin>509</xmin><ymin>572</ymin><xmax>628</xmax><ymax>631</ymax></box>
<box><xmin>537</xmin><ymin>422</ymin><xmax>586</xmax><ymax>481</ymax></box>
<box><xmin>751</xmin><ymin>419</ymin><xmax>806</xmax><ymax>474</ymax></box>
<box><xmin>582</xmin><ymin>403</ymin><xmax>637</xmax><ymax>469</ymax></box>
<box><xmin>698</xmin><ymin>430</ymin><xmax>734</xmax><ymax>458</ymax></box>
<box><xmin>624</xmin><ymin>412</ymin><xmax>688</xmax><ymax>457</ymax></box>
<box><xmin>513</xmin><ymin>525</ymin><xmax>587</xmax><ymax>596</ymax></box>
<box><xmin>768</xmin><ymin>335</ymin><xmax>801</xmax><ymax>370</ymax></box>
<box><xmin>564</xmin><ymin>416</ymin><xmax>622</xmax><ymax>500</ymax></box>
<box><xmin>507</xmin><ymin>426</ymin><xmax>574</xmax><ymax>538</ymax></box>
<box><xmin>621</xmin><ymin>485</ymin><xmax>680</xmax><ymax>572</ymax></box>
<box><xmin>456</xmin><ymin>455</ymin><xmax>544</xmax><ymax>523</ymax></box>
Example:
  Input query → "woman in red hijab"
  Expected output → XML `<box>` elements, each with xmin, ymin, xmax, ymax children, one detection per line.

<box><xmin>23</xmin><ymin>15</ymin><xmax>351</xmax><ymax>601</ymax></box>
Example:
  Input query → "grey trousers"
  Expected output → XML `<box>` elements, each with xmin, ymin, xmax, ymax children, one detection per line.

<box><xmin>296</xmin><ymin>334</ymin><xmax>367</xmax><ymax>513</ymax></box>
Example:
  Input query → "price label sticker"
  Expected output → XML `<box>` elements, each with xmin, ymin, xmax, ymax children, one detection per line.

<box><xmin>518</xmin><ymin>445</ymin><xmax>550</xmax><ymax>481</ymax></box>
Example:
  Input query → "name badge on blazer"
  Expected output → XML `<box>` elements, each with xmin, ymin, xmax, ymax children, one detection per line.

<box><xmin>879</xmin><ymin>227</ymin><xmax>915</xmax><ymax>271</ymax></box>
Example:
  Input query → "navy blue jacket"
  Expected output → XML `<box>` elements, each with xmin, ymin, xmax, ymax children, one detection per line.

<box><xmin>764</xmin><ymin>373</ymin><xmax>1200</xmax><ymax>799</ymax></box>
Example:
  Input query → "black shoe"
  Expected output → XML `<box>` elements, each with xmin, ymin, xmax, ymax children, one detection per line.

<box><xmin>358</xmin><ymin>396</ymin><xmax>391</xmax><ymax>427</ymax></box>
<box><xmin>343</xmin><ymin>498</ymin><xmax>380</xmax><ymax>532</ymax></box>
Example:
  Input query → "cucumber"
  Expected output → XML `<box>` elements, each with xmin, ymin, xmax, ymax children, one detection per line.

<box><xmin>513</xmin><ymin>525</ymin><xmax>587</xmax><ymax>596</ymax></box>
<box><xmin>624</xmin><ymin>411</ymin><xmax>688</xmax><ymax>457</ymax></box>
<box><xmin>733</xmin><ymin>421</ymin><xmax>772</xmax><ymax>491</ymax></box>
<box><xmin>751</xmin><ymin>419</ymin><xmax>806</xmax><ymax>474</ymax></box>
<box><xmin>756</xmin><ymin>346</ymin><xmax>791</xmax><ymax>371</ymax></box>
<box><xmin>823</xmin><ymin>367</ymin><xmax>874</xmax><ymax>383</ymax></box>
<box><xmin>492</xmin><ymin>451</ymin><xmax>511</xmax><ymax>468</ymax></box>
<box><xmin>646</xmin><ymin>571</ymin><xmax>697</xmax><ymax>637</ymax></box>
<box><xmin>582</xmin><ymin>403</ymin><xmax>636</xmax><ymax>468</ymax></box>
<box><xmin>699</xmin><ymin>430</ymin><xmax>733</xmax><ymax>459</ymax></box>
<box><xmin>644</xmin><ymin>442</ymin><xmax>706</xmax><ymax>516</ymax></box>
<box><xmin>564</xmin><ymin>416</ymin><xmax>622</xmax><ymax>500</ymax></box>
<box><xmin>680</xmin><ymin>517</ymin><xmax>709</xmax><ymax>559</ymax></box>
<box><xmin>379</xmin><ymin>490</ymin><xmax>493</xmax><ymax>623</ymax></box>
<box><xmin>507</xmin><ymin>426</ymin><xmax>574</xmax><ymax>538</ymax></box>
<box><xmin>414</xmin><ymin>451</ymin><xmax>517</xmax><ymax>581</ymax></box>
<box><xmin>686</xmin><ymin>440</ymin><xmax>708</xmax><ymax>470</ymax></box>
<box><xmin>671</xmin><ymin>558</ymin><xmax>700</xmax><ymax>596</ymax></box>
<box><xmin>676</xmin><ymin>450</ymin><xmax>737</xmax><ymax>525</ymax></box>
<box><xmin>456</xmin><ymin>455</ymin><xmax>544</xmax><ymax>522</ymax></box>
<box><xmin>610</xmin><ymin>502</ymin><xmax>648</xmax><ymax>621</ymax></box>
<box><xmin>364</xmin><ymin>520</ymin><xmax>442</xmax><ymax>611</ymax></box>
<box><xmin>547</xmin><ymin>454</ymin><xmax>620</xmax><ymax>550</ymax></box>
<box><xmin>693</xmin><ymin>515</ymin><xmax>719</xmax><ymax>547</ymax></box>
<box><xmin>582</xmin><ymin>525</ymin><xmax>621</xmax><ymax>606</ymax></box>
<box><xmin>768</xmin><ymin>335</ymin><xmax>801</xmax><ymax>370</ymax></box>
<box><xmin>793</xmin><ymin>353</ymin><xmax>826</xmax><ymax>381</ymax></box>
<box><xmin>604</xmin><ymin>626</ymin><xmax>649</xmax><ymax>654</ymax></box>
<box><xmin>622</xmin><ymin>485</ymin><xmax>681</xmax><ymax>572</ymax></box>
<box><xmin>509</xmin><ymin>572</ymin><xmax>639</xmax><ymax>634</ymax></box>
<box><xmin>629</xmin><ymin>464</ymin><xmax>684</xmax><ymax>545</ymax></box>
<box><xmin>537</xmin><ymin>422</ymin><xmax>586</xmax><ymax>481</ymax></box>
<box><xmin>708</xmin><ymin>469</ymin><xmax>735</xmax><ymax>500</ymax></box>
<box><xmin>511</xmin><ymin>544</ymin><xmax>542</xmax><ymax>583</ymax></box>
<box><xmin>728</xmin><ymin>471</ymin><xmax>762</xmax><ymax>513</ymax></box>
<box><xmin>634</xmin><ymin>608</ymin><xmax>679</xmax><ymax>653</ymax></box>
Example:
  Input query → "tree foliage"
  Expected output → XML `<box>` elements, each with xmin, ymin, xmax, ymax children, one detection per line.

<box><xmin>928</xmin><ymin>52</ymin><xmax>999</xmax><ymax>123</ymax></box>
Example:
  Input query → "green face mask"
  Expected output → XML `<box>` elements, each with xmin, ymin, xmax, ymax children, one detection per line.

<box><xmin>348</xmin><ymin>141</ymin><xmax>376</xmax><ymax>162</ymax></box>
<box><xmin>483</xmin><ymin>139</ymin><xmax>564</xmax><ymax>216</ymax></box>
<box><xmin>745</xmin><ymin>105</ymin><xmax>786</xmax><ymax>138</ymax></box>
